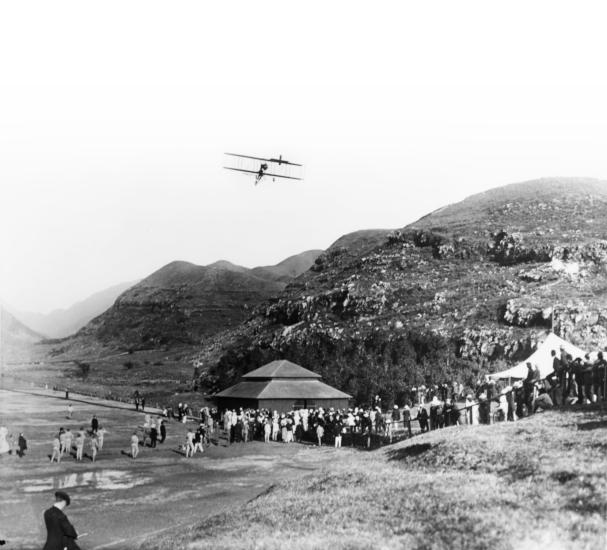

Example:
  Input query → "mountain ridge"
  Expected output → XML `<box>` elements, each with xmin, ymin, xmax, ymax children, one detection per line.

<box><xmin>75</xmin><ymin>249</ymin><xmax>322</xmax><ymax>349</ymax></box>
<box><xmin>199</xmin><ymin>177</ymin><xmax>607</xmax><ymax>402</ymax></box>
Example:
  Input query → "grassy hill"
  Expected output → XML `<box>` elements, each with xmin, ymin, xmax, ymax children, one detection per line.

<box><xmin>78</xmin><ymin>260</ymin><xmax>285</xmax><ymax>348</ymax></box>
<box><xmin>140</xmin><ymin>405</ymin><xmax>607</xmax><ymax>550</ymax></box>
<box><xmin>73</xmin><ymin>251</ymin><xmax>321</xmax><ymax>350</ymax></box>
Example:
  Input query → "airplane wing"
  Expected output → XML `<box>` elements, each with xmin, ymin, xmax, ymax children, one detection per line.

<box><xmin>224</xmin><ymin>152</ymin><xmax>270</xmax><ymax>162</ymax></box>
<box><xmin>223</xmin><ymin>167</ymin><xmax>302</xmax><ymax>180</ymax></box>
<box><xmin>225</xmin><ymin>153</ymin><xmax>303</xmax><ymax>167</ymax></box>
<box><xmin>263</xmin><ymin>172</ymin><xmax>302</xmax><ymax>180</ymax></box>
<box><xmin>269</xmin><ymin>158</ymin><xmax>303</xmax><ymax>167</ymax></box>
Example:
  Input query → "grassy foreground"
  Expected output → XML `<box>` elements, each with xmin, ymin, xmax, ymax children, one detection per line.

<box><xmin>141</xmin><ymin>406</ymin><xmax>606</xmax><ymax>550</ymax></box>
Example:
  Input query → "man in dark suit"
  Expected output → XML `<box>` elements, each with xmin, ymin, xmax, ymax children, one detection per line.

<box><xmin>43</xmin><ymin>491</ymin><xmax>80</xmax><ymax>550</ymax></box>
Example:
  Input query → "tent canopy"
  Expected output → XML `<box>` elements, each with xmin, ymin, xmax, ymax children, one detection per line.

<box><xmin>488</xmin><ymin>333</ymin><xmax>588</xmax><ymax>380</ymax></box>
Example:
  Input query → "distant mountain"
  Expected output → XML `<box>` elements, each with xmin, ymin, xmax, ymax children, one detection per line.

<box><xmin>251</xmin><ymin>250</ymin><xmax>323</xmax><ymax>282</ymax></box>
<box><xmin>1</xmin><ymin>306</ymin><xmax>43</xmax><ymax>347</ymax></box>
<box><xmin>14</xmin><ymin>280</ymin><xmax>138</xmax><ymax>338</ymax></box>
<box><xmin>77</xmin><ymin>250</ymin><xmax>322</xmax><ymax>349</ymax></box>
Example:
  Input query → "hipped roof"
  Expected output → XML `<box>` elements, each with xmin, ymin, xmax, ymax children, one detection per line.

<box><xmin>488</xmin><ymin>332</ymin><xmax>588</xmax><ymax>380</ymax></box>
<box><xmin>242</xmin><ymin>359</ymin><xmax>321</xmax><ymax>379</ymax></box>
<box><xmin>215</xmin><ymin>379</ymin><xmax>351</xmax><ymax>400</ymax></box>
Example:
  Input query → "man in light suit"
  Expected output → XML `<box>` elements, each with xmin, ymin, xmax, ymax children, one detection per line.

<box><xmin>43</xmin><ymin>491</ymin><xmax>80</xmax><ymax>550</ymax></box>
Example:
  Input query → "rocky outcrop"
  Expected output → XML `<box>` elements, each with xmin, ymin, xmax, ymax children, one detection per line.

<box><xmin>203</xmin><ymin>178</ymin><xmax>607</xmax><ymax>403</ymax></box>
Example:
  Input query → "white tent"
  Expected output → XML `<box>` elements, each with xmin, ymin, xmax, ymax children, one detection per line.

<box><xmin>488</xmin><ymin>332</ymin><xmax>588</xmax><ymax>380</ymax></box>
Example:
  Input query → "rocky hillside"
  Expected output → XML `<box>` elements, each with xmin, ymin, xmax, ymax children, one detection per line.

<box><xmin>76</xmin><ymin>251</ymin><xmax>321</xmax><ymax>349</ymax></box>
<box><xmin>203</xmin><ymin>178</ymin><xmax>607</xmax><ymax>403</ymax></box>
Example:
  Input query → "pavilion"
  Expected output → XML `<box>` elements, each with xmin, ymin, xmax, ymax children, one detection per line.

<box><xmin>214</xmin><ymin>359</ymin><xmax>351</xmax><ymax>412</ymax></box>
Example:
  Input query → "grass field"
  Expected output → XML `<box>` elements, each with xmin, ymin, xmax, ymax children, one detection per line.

<box><xmin>0</xmin><ymin>389</ymin><xmax>341</xmax><ymax>549</ymax></box>
<box><xmin>3</xmin><ymin>341</ymin><xmax>207</xmax><ymax>410</ymax></box>
<box><xmin>140</xmin><ymin>405</ymin><xmax>607</xmax><ymax>550</ymax></box>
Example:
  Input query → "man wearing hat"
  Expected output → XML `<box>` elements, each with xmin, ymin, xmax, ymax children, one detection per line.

<box><xmin>43</xmin><ymin>491</ymin><xmax>80</xmax><ymax>549</ymax></box>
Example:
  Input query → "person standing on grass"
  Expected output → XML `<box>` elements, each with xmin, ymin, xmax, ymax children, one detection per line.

<box><xmin>464</xmin><ymin>395</ymin><xmax>478</xmax><ymax>425</ymax></box>
<box><xmin>91</xmin><ymin>415</ymin><xmax>99</xmax><ymax>434</ymax></box>
<box><xmin>582</xmin><ymin>354</ymin><xmax>594</xmax><ymax>404</ymax></box>
<box><xmin>206</xmin><ymin>409</ymin><xmax>214</xmax><ymax>438</ymax></box>
<box><xmin>141</xmin><ymin>397</ymin><xmax>146</xmax><ymax>411</ymax></box>
<box><xmin>316</xmin><ymin>421</ymin><xmax>324</xmax><ymax>447</ymax></box>
<box><xmin>595</xmin><ymin>351</ymin><xmax>607</xmax><ymax>401</ymax></box>
<box><xmin>242</xmin><ymin>417</ymin><xmax>249</xmax><ymax>443</ymax></box>
<box><xmin>478</xmin><ymin>393</ymin><xmax>490</xmax><ymax>424</ymax></box>
<box><xmin>150</xmin><ymin>423</ymin><xmax>158</xmax><ymax>448</ymax></box>
<box><xmin>272</xmin><ymin>414</ymin><xmax>279</xmax><ymax>442</ymax></box>
<box><xmin>429</xmin><ymin>396</ymin><xmax>440</xmax><ymax>430</ymax></box>
<box><xmin>192</xmin><ymin>426</ymin><xmax>204</xmax><ymax>455</ymax></box>
<box><xmin>50</xmin><ymin>436</ymin><xmax>61</xmax><ymax>463</ymax></box>
<box><xmin>264</xmin><ymin>418</ymin><xmax>271</xmax><ymax>443</ymax></box>
<box><xmin>547</xmin><ymin>350</ymin><xmax>561</xmax><ymax>406</ymax></box>
<box><xmin>333</xmin><ymin>415</ymin><xmax>343</xmax><ymax>448</ymax></box>
<box><xmin>506</xmin><ymin>388</ymin><xmax>516</xmax><ymax>421</ymax></box>
<box><xmin>280</xmin><ymin>414</ymin><xmax>288</xmax><ymax>443</ymax></box>
<box><xmin>402</xmin><ymin>404</ymin><xmax>412</xmax><ymax>436</ymax></box>
<box><xmin>59</xmin><ymin>429</ymin><xmax>67</xmax><ymax>457</ymax></box>
<box><xmin>392</xmin><ymin>404</ymin><xmax>401</xmax><ymax>427</ymax></box>
<box><xmin>90</xmin><ymin>434</ymin><xmax>98</xmax><ymax>462</ymax></box>
<box><xmin>159</xmin><ymin>420</ymin><xmax>166</xmax><ymax>443</ymax></box>
<box><xmin>184</xmin><ymin>429</ymin><xmax>195</xmax><ymax>457</ymax></box>
<box><xmin>75</xmin><ymin>432</ymin><xmax>84</xmax><ymax>461</ymax></box>
<box><xmin>64</xmin><ymin>429</ymin><xmax>73</xmax><ymax>457</ymax></box>
<box><xmin>96</xmin><ymin>426</ymin><xmax>107</xmax><ymax>450</ymax></box>
<box><xmin>572</xmin><ymin>357</ymin><xmax>585</xmax><ymax>404</ymax></box>
<box><xmin>67</xmin><ymin>403</ymin><xmax>73</xmax><ymax>419</ymax></box>
<box><xmin>130</xmin><ymin>432</ymin><xmax>139</xmax><ymax>458</ymax></box>
<box><xmin>17</xmin><ymin>433</ymin><xmax>27</xmax><ymax>457</ymax></box>
<box><xmin>523</xmin><ymin>362</ymin><xmax>537</xmax><ymax>410</ymax></box>
<box><xmin>285</xmin><ymin>416</ymin><xmax>294</xmax><ymax>443</ymax></box>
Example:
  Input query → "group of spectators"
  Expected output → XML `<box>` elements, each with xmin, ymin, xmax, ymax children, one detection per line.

<box><xmin>204</xmin><ymin>346</ymin><xmax>606</xmax><ymax>448</ymax></box>
<box><xmin>546</xmin><ymin>347</ymin><xmax>606</xmax><ymax>405</ymax></box>
<box><xmin>50</xmin><ymin>414</ymin><xmax>107</xmax><ymax>463</ymax></box>
<box><xmin>216</xmin><ymin>406</ymin><xmax>402</xmax><ymax>448</ymax></box>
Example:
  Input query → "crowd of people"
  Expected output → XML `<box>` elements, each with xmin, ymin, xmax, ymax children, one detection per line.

<box><xmin>4</xmin><ymin>344</ymin><xmax>606</xmax><ymax>466</ymax></box>
<box><xmin>193</xmin><ymin>345</ymin><xmax>607</xmax><ymax>447</ymax></box>
<box><xmin>48</xmin><ymin>411</ymin><xmax>108</xmax><ymax>463</ymax></box>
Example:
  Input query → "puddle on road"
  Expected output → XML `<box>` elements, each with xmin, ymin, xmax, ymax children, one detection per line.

<box><xmin>20</xmin><ymin>469</ymin><xmax>152</xmax><ymax>492</ymax></box>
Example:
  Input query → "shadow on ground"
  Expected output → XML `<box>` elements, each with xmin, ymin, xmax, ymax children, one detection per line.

<box><xmin>386</xmin><ymin>442</ymin><xmax>433</xmax><ymax>461</ymax></box>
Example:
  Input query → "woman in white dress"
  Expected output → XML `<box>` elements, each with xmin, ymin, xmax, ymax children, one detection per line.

<box><xmin>0</xmin><ymin>426</ymin><xmax>10</xmax><ymax>454</ymax></box>
<box><xmin>465</xmin><ymin>395</ymin><xmax>479</xmax><ymax>425</ymax></box>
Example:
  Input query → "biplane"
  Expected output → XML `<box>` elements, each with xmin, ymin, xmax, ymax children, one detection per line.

<box><xmin>224</xmin><ymin>153</ymin><xmax>303</xmax><ymax>185</ymax></box>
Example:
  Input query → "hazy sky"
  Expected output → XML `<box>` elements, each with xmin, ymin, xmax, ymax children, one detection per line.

<box><xmin>1</xmin><ymin>1</ymin><xmax>607</xmax><ymax>313</ymax></box>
